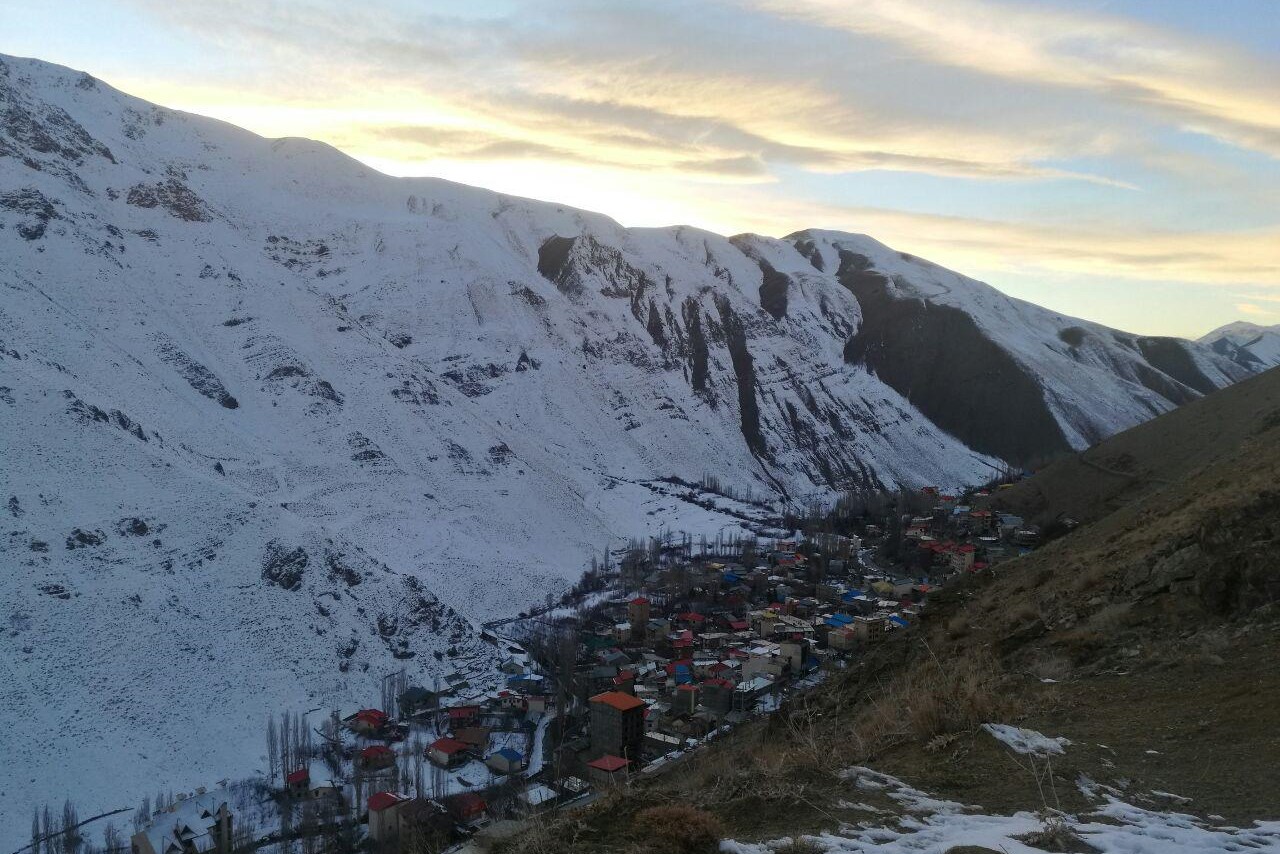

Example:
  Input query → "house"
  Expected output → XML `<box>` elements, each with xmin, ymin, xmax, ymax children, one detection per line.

<box><xmin>674</xmin><ymin>683</ymin><xmax>699</xmax><ymax>715</ymax></box>
<box><xmin>397</xmin><ymin>686</ymin><xmax>439</xmax><ymax>717</ymax></box>
<box><xmin>733</xmin><ymin>675</ymin><xmax>775</xmax><ymax>712</ymax></box>
<box><xmin>455</xmin><ymin>725</ymin><xmax>491</xmax><ymax>751</ymax></box>
<box><xmin>644</xmin><ymin>730</ymin><xmax>684</xmax><ymax>756</ymax></box>
<box><xmin>852</xmin><ymin>615</ymin><xmax>887</xmax><ymax>641</ymax></box>
<box><xmin>557</xmin><ymin>776</ymin><xmax>590</xmax><ymax>798</ymax></box>
<box><xmin>367</xmin><ymin>792</ymin><xmax>411</xmax><ymax>842</ymax></box>
<box><xmin>446</xmin><ymin>705</ymin><xmax>481</xmax><ymax>728</ymax></box>
<box><xmin>303</xmin><ymin>759</ymin><xmax>345</xmax><ymax>803</ymax></box>
<box><xmin>284</xmin><ymin>768</ymin><xmax>309</xmax><ymax>798</ymax></box>
<box><xmin>828</xmin><ymin>626</ymin><xmax>856</xmax><ymax>652</ymax></box>
<box><xmin>445</xmin><ymin>792</ymin><xmax>488</xmax><ymax>825</ymax></box>
<box><xmin>589</xmin><ymin>691</ymin><xmax>646</xmax><ymax>762</ymax></box>
<box><xmin>359</xmin><ymin>744</ymin><xmax>397</xmax><ymax>771</ymax></box>
<box><xmin>485</xmin><ymin>747</ymin><xmax>524</xmax><ymax>774</ymax></box>
<box><xmin>525</xmin><ymin>695</ymin><xmax>550</xmax><ymax>716</ymax></box>
<box><xmin>130</xmin><ymin>792</ymin><xmax>233</xmax><ymax>854</ymax></box>
<box><xmin>517</xmin><ymin>784</ymin><xmax>559</xmax><ymax>815</ymax></box>
<box><xmin>427</xmin><ymin>737</ymin><xmax>470</xmax><ymax>768</ymax></box>
<box><xmin>585</xmin><ymin>754</ymin><xmax>630</xmax><ymax>788</ymax></box>
<box><xmin>628</xmin><ymin>597</ymin><xmax>651</xmax><ymax>641</ymax></box>
<box><xmin>507</xmin><ymin>674</ymin><xmax>547</xmax><ymax>693</ymax></box>
<box><xmin>345</xmin><ymin>708</ymin><xmax>390</xmax><ymax>735</ymax></box>
<box><xmin>778</xmin><ymin>639</ymin><xmax>806</xmax><ymax>673</ymax></box>
<box><xmin>396</xmin><ymin>799</ymin><xmax>455</xmax><ymax>851</ymax></box>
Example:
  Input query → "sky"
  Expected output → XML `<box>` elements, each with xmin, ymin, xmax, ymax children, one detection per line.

<box><xmin>3</xmin><ymin>0</ymin><xmax>1279</xmax><ymax>338</ymax></box>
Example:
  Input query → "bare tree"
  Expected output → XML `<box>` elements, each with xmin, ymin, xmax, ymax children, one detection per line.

<box><xmin>267</xmin><ymin>715</ymin><xmax>280</xmax><ymax>785</ymax></box>
<box><xmin>60</xmin><ymin>799</ymin><xmax>81</xmax><ymax>854</ymax></box>
<box><xmin>103</xmin><ymin>822</ymin><xmax>122</xmax><ymax>854</ymax></box>
<box><xmin>133</xmin><ymin>796</ymin><xmax>150</xmax><ymax>833</ymax></box>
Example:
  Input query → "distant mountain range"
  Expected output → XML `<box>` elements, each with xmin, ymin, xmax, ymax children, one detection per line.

<box><xmin>1199</xmin><ymin>321</ymin><xmax>1280</xmax><ymax>369</ymax></box>
<box><xmin>0</xmin><ymin>52</ymin><xmax>1259</xmax><ymax>836</ymax></box>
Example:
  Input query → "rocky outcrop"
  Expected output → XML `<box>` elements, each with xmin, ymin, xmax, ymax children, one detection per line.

<box><xmin>837</xmin><ymin>249</ymin><xmax>1072</xmax><ymax>465</ymax></box>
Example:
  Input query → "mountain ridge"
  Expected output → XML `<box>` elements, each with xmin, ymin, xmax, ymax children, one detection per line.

<box><xmin>1199</xmin><ymin>320</ymin><xmax>1280</xmax><ymax>369</ymax></box>
<box><xmin>0</xmin><ymin>51</ymin><xmax>1258</xmax><ymax>840</ymax></box>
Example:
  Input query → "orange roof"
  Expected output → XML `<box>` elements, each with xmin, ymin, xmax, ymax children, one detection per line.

<box><xmin>589</xmin><ymin>691</ymin><xmax>646</xmax><ymax>712</ymax></box>
<box><xmin>587</xmin><ymin>755</ymin><xmax>630</xmax><ymax>772</ymax></box>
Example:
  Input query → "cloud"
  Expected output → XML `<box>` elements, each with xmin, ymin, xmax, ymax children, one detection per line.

<box><xmin>93</xmin><ymin>0</ymin><xmax>1280</xmax><ymax>330</ymax></box>
<box><xmin>688</xmin><ymin>188</ymin><xmax>1280</xmax><ymax>289</ymax></box>
<box><xmin>745</xmin><ymin>0</ymin><xmax>1280</xmax><ymax>158</ymax></box>
<box><xmin>375</xmin><ymin>123</ymin><xmax>772</xmax><ymax>179</ymax></box>
<box><xmin>117</xmin><ymin>0</ymin><xmax>1146</xmax><ymax>186</ymax></box>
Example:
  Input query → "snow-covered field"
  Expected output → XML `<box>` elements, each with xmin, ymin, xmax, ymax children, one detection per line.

<box><xmin>0</xmin><ymin>52</ymin><xmax>1255</xmax><ymax>846</ymax></box>
<box><xmin>725</xmin><ymin>767</ymin><xmax>1280</xmax><ymax>853</ymax></box>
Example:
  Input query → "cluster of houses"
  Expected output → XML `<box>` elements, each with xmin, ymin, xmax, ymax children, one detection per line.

<box><xmin>130</xmin><ymin>789</ymin><xmax>234</xmax><ymax>854</ymax></box>
<box><xmin>901</xmin><ymin>487</ymin><xmax>1040</xmax><ymax>575</ymax></box>
<box><xmin>545</xmin><ymin>534</ymin><xmax>933</xmax><ymax>786</ymax></box>
<box><xmin>128</xmin><ymin>485</ymin><xmax>1038</xmax><ymax>854</ymax></box>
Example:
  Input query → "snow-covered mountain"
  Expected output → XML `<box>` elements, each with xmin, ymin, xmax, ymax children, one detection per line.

<box><xmin>0</xmin><ymin>53</ymin><xmax>1254</xmax><ymax>834</ymax></box>
<box><xmin>1199</xmin><ymin>321</ymin><xmax>1280</xmax><ymax>369</ymax></box>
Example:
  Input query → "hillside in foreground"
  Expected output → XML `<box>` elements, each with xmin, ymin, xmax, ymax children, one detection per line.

<box><xmin>504</xmin><ymin>367</ymin><xmax>1280</xmax><ymax>853</ymax></box>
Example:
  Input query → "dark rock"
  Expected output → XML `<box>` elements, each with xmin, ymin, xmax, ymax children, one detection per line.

<box><xmin>262</xmin><ymin>543</ymin><xmax>308</xmax><ymax>591</ymax></box>
<box><xmin>65</xmin><ymin>528</ymin><xmax>106</xmax><ymax>549</ymax></box>
<box><xmin>154</xmin><ymin>337</ymin><xmax>239</xmax><ymax>408</ymax></box>
<box><xmin>756</xmin><ymin>259</ymin><xmax>790</xmax><ymax>320</ymax></box>
<box><xmin>125</xmin><ymin>179</ymin><xmax>212</xmax><ymax>222</ymax></box>
<box><xmin>0</xmin><ymin>188</ymin><xmax>59</xmax><ymax>240</ymax></box>
<box><xmin>838</xmin><ymin>248</ymin><xmax>1072</xmax><ymax>466</ymax></box>
<box><xmin>116</xmin><ymin>517</ymin><xmax>149</xmax><ymax>536</ymax></box>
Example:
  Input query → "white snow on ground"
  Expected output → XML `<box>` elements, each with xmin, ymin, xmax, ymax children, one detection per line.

<box><xmin>724</xmin><ymin>769</ymin><xmax>1280</xmax><ymax>853</ymax></box>
<box><xmin>0</xmin><ymin>52</ymin><xmax>1255</xmax><ymax>848</ymax></box>
<box><xmin>982</xmin><ymin>723</ymin><xmax>1072</xmax><ymax>756</ymax></box>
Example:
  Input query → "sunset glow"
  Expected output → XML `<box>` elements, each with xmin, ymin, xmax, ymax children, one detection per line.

<box><xmin>5</xmin><ymin>0</ymin><xmax>1278</xmax><ymax>335</ymax></box>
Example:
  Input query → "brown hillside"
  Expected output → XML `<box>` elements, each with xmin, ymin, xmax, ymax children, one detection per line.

<box><xmin>500</xmin><ymin>367</ymin><xmax>1280</xmax><ymax>853</ymax></box>
<box><xmin>993</xmin><ymin>364</ymin><xmax>1280</xmax><ymax>528</ymax></box>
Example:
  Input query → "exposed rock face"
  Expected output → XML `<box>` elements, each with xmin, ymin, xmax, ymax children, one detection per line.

<box><xmin>0</xmin><ymin>53</ymin><xmax>1259</xmax><ymax>836</ymax></box>
<box><xmin>837</xmin><ymin>249</ymin><xmax>1073</xmax><ymax>465</ymax></box>
<box><xmin>125</xmin><ymin>178</ymin><xmax>212</xmax><ymax>221</ymax></box>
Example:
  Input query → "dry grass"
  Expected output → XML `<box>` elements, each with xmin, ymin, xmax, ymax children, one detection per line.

<box><xmin>771</xmin><ymin>841</ymin><xmax>825</xmax><ymax>854</ymax></box>
<box><xmin>1016</xmin><ymin>815</ymin><xmax>1098</xmax><ymax>853</ymax></box>
<box><xmin>633</xmin><ymin>805</ymin><xmax>724</xmax><ymax>854</ymax></box>
<box><xmin>843</xmin><ymin>650</ymin><xmax>1022</xmax><ymax>752</ymax></box>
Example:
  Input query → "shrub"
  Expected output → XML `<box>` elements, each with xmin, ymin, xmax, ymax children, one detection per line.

<box><xmin>634</xmin><ymin>805</ymin><xmax>724</xmax><ymax>854</ymax></box>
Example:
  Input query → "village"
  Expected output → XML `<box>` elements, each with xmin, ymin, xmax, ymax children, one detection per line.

<box><xmin>125</xmin><ymin>486</ymin><xmax>1041</xmax><ymax>854</ymax></box>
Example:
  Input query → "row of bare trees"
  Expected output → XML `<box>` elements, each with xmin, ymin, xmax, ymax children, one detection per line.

<box><xmin>266</xmin><ymin>710</ymin><xmax>317</xmax><ymax>786</ymax></box>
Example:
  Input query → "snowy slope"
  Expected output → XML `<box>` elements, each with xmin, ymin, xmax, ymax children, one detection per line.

<box><xmin>1200</xmin><ymin>321</ymin><xmax>1280</xmax><ymax>369</ymax></box>
<box><xmin>0</xmin><ymin>53</ymin><xmax>1254</xmax><ymax>838</ymax></box>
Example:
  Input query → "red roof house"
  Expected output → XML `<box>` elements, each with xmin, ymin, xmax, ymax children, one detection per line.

<box><xmin>589</xmin><ymin>691</ymin><xmax>646</xmax><ymax>712</ymax></box>
<box><xmin>427</xmin><ymin>736</ymin><xmax>470</xmax><ymax>767</ymax></box>
<box><xmin>447</xmin><ymin>705</ymin><xmax>480</xmax><ymax>724</ymax></box>
<box><xmin>447</xmin><ymin>792</ymin><xmax>488</xmax><ymax>822</ymax></box>
<box><xmin>587</xmin><ymin>754</ymin><xmax>630</xmax><ymax>772</ymax></box>
<box><xmin>368</xmin><ymin>792</ymin><xmax>408</xmax><ymax>812</ymax></box>
<box><xmin>586</xmin><ymin>753</ymin><xmax>631</xmax><ymax>787</ymax></box>
<box><xmin>360</xmin><ymin>744</ymin><xmax>396</xmax><ymax>769</ymax></box>
<box><xmin>348</xmin><ymin>708</ymin><xmax>390</xmax><ymax>734</ymax></box>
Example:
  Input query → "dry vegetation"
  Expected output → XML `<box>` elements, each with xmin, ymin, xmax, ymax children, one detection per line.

<box><xmin>501</xmin><ymin>370</ymin><xmax>1280</xmax><ymax>852</ymax></box>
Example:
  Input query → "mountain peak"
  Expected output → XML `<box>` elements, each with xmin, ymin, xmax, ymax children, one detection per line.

<box><xmin>0</xmin><ymin>51</ymin><xmax>1260</xmax><ymax>838</ymax></box>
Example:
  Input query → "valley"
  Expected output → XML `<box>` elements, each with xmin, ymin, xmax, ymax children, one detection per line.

<box><xmin>0</xmin><ymin>51</ymin><xmax>1272</xmax><ymax>853</ymax></box>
